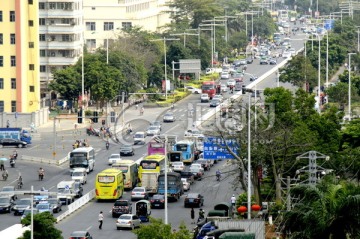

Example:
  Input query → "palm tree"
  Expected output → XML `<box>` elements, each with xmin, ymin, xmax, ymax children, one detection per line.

<box><xmin>282</xmin><ymin>176</ymin><xmax>360</xmax><ymax>239</ymax></box>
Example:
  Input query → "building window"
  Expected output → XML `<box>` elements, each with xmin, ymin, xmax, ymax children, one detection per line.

<box><xmin>0</xmin><ymin>11</ymin><xmax>2</xmax><ymax>22</ymax></box>
<box><xmin>10</xmin><ymin>11</ymin><xmax>15</xmax><ymax>22</ymax></box>
<box><xmin>0</xmin><ymin>56</ymin><xmax>3</xmax><ymax>67</ymax></box>
<box><xmin>28</xmin><ymin>0</ymin><xmax>33</xmax><ymax>4</ymax></box>
<box><xmin>39</xmin><ymin>34</ymin><xmax>46</xmax><ymax>41</ymax></box>
<box><xmin>29</xmin><ymin>42</ymin><xmax>34</xmax><ymax>48</ymax></box>
<box><xmin>122</xmin><ymin>22</ymin><xmax>132</xmax><ymax>30</ymax></box>
<box><xmin>86</xmin><ymin>39</ymin><xmax>96</xmax><ymax>49</ymax></box>
<box><xmin>29</xmin><ymin>20</ymin><xmax>33</xmax><ymax>26</ymax></box>
<box><xmin>86</xmin><ymin>22</ymin><xmax>96</xmax><ymax>31</ymax></box>
<box><xmin>40</xmin><ymin>65</ymin><xmax>46</xmax><ymax>72</ymax></box>
<box><xmin>10</xmin><ymin>34</ymin><xmax>15</xmax><ymax>44</ymax></box>
<box><xmin>39</xmin><ymin>18</ymin><xmax>45</xmax><ymax>25</ymax></box>
<box><xmin>29</xmin><ymin>64</ymin><xmax>35</xmax><ymax>70</ymax></box>
<box><xmin>11</xmin><ymin>56</ymin><xmax>16</xmax><ymax>67</ymax></box>
<box><xmin>39</xmin><ymin>2</ymin><xmax>45</xmax><ymax>9</ymax></box>
<box><xmin>11</xmin><ymin>78</ymin><xmax>16</xmax><ymax>89</ymax></box>
<box><xmin>0</xmin><ymin>34</ymin><xmax>2</xmax><ymax>44</ymax></box>
<box><xmin>62</xmin><ymin>35</ymin><xmax>70</xmax><ymax>42</ymax></box>
<box><xmin>0</xmin><ymin>78</ymin><xmax>3</xmax><ymax>89</ymax></box>
<box><xmin>11</xmin><ymin>101</ymin><xmax>16</xmax><ymax>112</ymax></box>
<box><xmin>92</xmin><ymin>7</ymin><xmax>96</xmax><ymax>10</ymax></box>
<box><xmin>0</xmin><ymin>101</ymin><xmax>3</xmax><ymax>113</ymax></box>
<box><xmin>40</xmin><ymin>50</ymin><xmax>45</xmax><ymax>57</ymax></box>
<box><xmin>104</xmin><ymin>22</ymin><xmax>114</xmax><ymax>31</ymax></box>
<box><xmin>29</xmin><ymin>86</ymin><xmax>35</xmax><ymax>92</ymax></box>
<box><xmin>49</xmin><ymin>3</ymin><xmax>56</xmax><ymax>9</ymax></box>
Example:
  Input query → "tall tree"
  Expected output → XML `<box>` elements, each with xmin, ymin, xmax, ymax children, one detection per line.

<box><xmin>49</xmin><ymin>67</ymin><xmax>81</xmax><ymax>101</ymax></box>
<box><xmin>20</xmin><ymin>212</ymin><xmax>63</xmax><ymax>239</ymax></box>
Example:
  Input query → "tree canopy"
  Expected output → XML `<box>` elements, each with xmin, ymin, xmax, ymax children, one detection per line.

<box><xmin>20</xmin><ymin>212</ymin><xmax>63</xmax><ymax>239</ymax></box>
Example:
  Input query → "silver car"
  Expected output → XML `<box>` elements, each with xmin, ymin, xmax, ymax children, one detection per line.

<box><xmin>116</xmin><ymin>214</ymin><xmax>141</xmax><ymax>230</ymax></box>
<box><xmin>163</xmin><ymin>112</ymin><xmax>176</xmax><ymax>122</ymax></box>
<box><xmin>146</xmin><ymin>126</ymin><xmax>160</xmax><ymax>136</ymax></box>
<box><xmin>131</xmin><ymin>187</ymin><xmax>148</xmax><ymax>201</ymax></box>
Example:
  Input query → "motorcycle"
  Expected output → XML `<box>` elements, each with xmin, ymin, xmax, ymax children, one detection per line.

<box><xmin>10</xmin><ymin>159</ymin><xmax>15</xmax><ymax>168</ymax></box>
<box><xmin>106</xmin><ymin>142</ymin><xmax>110</xmax><ymax>150</ymax></box>
<box><xmin>216</xmin><ymin>173</ymin><xmax>221</xmax><ymax>181</ymax></box>
<box><xmin>17</xmin><ymin>180</ymin><xmax>23</xmax><ymax>189</ymax></box>
<box><xmin>2</xmin><ymin>172</ymin><xmax>8</xmax><ymax>181</ymax></box>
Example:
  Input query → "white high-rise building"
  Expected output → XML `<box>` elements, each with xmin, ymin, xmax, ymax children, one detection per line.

<box><xmin>83</xmin><ymin>0</ymin><xmax>171</xmax><ymax>51</ymax></box>
<box><xmin>39</xmin><ymin>0</ymin><xmax>83</xmax><ymax>99</ymax></box>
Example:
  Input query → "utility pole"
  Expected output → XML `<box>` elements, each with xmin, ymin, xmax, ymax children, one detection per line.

<box><xmin>170</xmin><ymin>32</ymin><xmax>199</xmax><ymax>48</ymax></box>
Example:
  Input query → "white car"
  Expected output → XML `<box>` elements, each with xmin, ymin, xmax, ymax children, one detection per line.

<box><xmin>181</xmin><ymin>178</ymin><xmax>190</xmax><ymax>191</ymax></box>
<box><xmin>200</xmin><ymin>94</ymin><xmax>210</xmax><ymax>103</ymax></box>
<box><xmin>220</xmin><ymin>72</ymin><xmax>230</xmax><ymax>79</ymax></box>
<box><xmin>220</xmin><ymin>84</ymin><xmax>227</xmax><ymax>92</ymax></box>
<box><xmin>289</xmin><ymin>48</ymin><xmax>296</xmax><ymax>56</ymax></box>
<box><xmin>108</xmin><ymin>154</ymin><xmax>121</xmax><ymax>165</ymax></box>
<box><xmin>227</xmin><ymin>79</ymin><xmax>236</xmax><ymax>87</ymax></box>
<box><xmin>212</xmin><ymin>95</ymin><xmax>223</xmax><ymax>102</ymax></box>
<box><xmin>131</xmin><ymin>187</ymin><xmax>148</xmax><ymax>201</ymax></box>
<box><xmin>71</xmin><ymin>168</ymin><xmax>87</xmax><ymax>184</ymax></box>
<box><xmin>116</xmin><ymin>214</ymin><xmax>141</xmax><ymax>230</ymax></box>
<box><xmin>184</xmin><ymin>129</ymin><xmax>204</xmax><ymax>138</ymax></box>
<box><xmin>146</xmin><ymin>126</ymin><xmax>160</xmax><ymax>136</ymax></box>
<box><xmin>186</xmin><ymin>86</ymin><xmax>201</xmax><ymax>94</ymax></box>
<box><xmin>282</xmin><ymin>51</ymin><xmax>291</xmax><ymax>58</ymax></box>
<box><xmin>172</xmin><ymin>162</ymin><xmax>185</xmax><ymax>172</ymax></box>
<box><xmin>133</xmin><ymin>132</ymin><xmax>146</xmax><ymax>145</ymax></box>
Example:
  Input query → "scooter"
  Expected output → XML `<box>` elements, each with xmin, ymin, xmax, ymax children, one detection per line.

<box><xmin>10</xmin><ymin>159</ymin><xmax>15</xmax><ymax>168</ymax></box>
<box><xmin>106</xmin><ymin>142</ymin><xmax>110</xmax><ymax>150</ymax></box>
<box><xmin>216</xmin><ymin>174</ymin><xmax>221</xmax><ymax>181</ymax></box>
<box><xmin>2</xmin><ymin>172</ymin><xmax>8</xmax><ymax>181</ymax></box>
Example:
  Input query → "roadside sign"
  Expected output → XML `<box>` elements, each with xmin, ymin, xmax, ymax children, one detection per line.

<box><xmin>203</xmin><ymin>137</ymin><xmax>239</xmax><ymax>160</ymax></box>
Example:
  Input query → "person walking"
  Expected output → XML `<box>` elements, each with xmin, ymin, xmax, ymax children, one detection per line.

<box><xmin>191</xmin><ymin>208</ymin><xmax>195</xmax><ymax>224</ymax></box>
<box><xmin>98</xmin><ymin>211</ymin><xmax>104</xmax><ymax>229</ymax></box>
<box><xmin>38</xmin><ymin>167</ymin><xmax>45</xmax><ymax>181</ymax></box>
<box><xmin>231</xmin><ymin>194</ymin><xmax>236</xmax><ymax>207</ymax></box>
<box><xmin>0</xmin><ymin>160</ymin><xmax>4</xmax><ymax>171</ymax></box>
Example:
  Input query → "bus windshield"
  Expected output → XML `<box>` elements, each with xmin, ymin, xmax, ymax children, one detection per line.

<box><xmin>114</xmin><ymin>166</ymin><xmax>128</xmax><ymax>173</ymax></box>
<box><xmin>202</xmin><ymin>85</ymin><xmax>214</xmax><ymax>90</ymax></box>
<box><xmin>98</xmin><ymin>176</ymin><xmax>115</xmax><ymax>183</ymax></box>
<box><xmin>140</xmin><ymin>161</ymin><xmax>158</xmax><ymax>170</ymax></box>
<box><xmin>176</xmin><ymin>144</ymin><xmax>188</xmax><ymax>151</ymax></box>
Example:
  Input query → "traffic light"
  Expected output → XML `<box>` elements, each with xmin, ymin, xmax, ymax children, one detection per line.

<box><xmin>77</xmin><ymin>110</ymin><xmax>83</xmax><ymax>124</ymax></box>
<box><xmin>93</xmin><ymin>111</ymin><xmax>98</xmax><ymax>123</ymax></box>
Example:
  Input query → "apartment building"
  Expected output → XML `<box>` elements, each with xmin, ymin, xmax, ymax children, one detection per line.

<box><xmin>83</xmin><ymin>0</ymin><xmax>171</xmax><ymax>51</ymax></box>
<box><xmin>0</xmin><ymin>0</ymin><xmax>40</xmax><ymax>113</ymax></box>
<box><xmin>39</xmin><ymin>0</ymin><xmax>83</xmax><ymax>99</ymax></box>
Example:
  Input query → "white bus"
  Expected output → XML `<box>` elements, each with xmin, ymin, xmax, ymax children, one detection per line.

<box><xmin>69</xmin><ymin>147</ymin><xmax>95</xmax><ymax>173</ymax></box>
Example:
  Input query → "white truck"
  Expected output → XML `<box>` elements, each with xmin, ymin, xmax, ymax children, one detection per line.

<box><xmin>71</xmin><ymin>168</ymin><xmax>87</xmax><ymax>184</ymax></box>
<box><xmin>141</xmin><ymin>173</ymin><xmax>158</xmax><ymax>194</ymax></box>
<box><xmin>57</xmin><ymin>181</ymin><xmax>76</xmax><ymax>205</ymax></box>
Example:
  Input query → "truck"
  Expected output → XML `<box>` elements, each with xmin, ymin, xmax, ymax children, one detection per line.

<box><xmin>141</xmin><ymin>173</ymin><xmax>159</xmax><ymax>194</ymax></box>
<box><xmin>57</xmin><ymin>181</ymin><xmax>77</xmax><ymax>205</ymax></box>
<box><xmin>157</xmin><ymin>172</ymin><xmax>183</xmax><ymax>200</ymax></box>
<box><xmin>202</xmin><ymin>81</ymin><xmax>216</xmax><ymax>99</ymax></box>
<box><xmin>0</xmin><ymin>128</ymin><xmax>32</xmax><ymax>144</ymax></box>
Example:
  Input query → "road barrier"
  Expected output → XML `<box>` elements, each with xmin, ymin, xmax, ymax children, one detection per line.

<box><xmin>21</xmin><ymin>154</ymin><xmax>69</xmax><ymax>166</ymax></box>
<box><xmin>56</xmin><ymin>189</ymin><xmax>96</xmax><ymax>223</ymax></box>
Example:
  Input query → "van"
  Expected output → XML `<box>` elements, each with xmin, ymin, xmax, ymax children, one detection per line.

<box><xmin>71</xmin><ymin>168</ymin><xmax>87</xmax><ymax>184</ymax></box>
<box><xmin>57</xmin><ymin>181</ymin><xmax>76</xmax><ymax>204</ymax></box>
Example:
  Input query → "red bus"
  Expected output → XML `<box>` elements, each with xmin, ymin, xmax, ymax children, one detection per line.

<box><xmin>202</xmin><ymin>81</ymin><xmax>216</xmax><ymax>99</ymax></box>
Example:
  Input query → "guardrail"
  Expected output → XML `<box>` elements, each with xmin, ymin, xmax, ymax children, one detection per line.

<box><xmin>21</xmin><ymin>154</ymin><xmax>69</xmax><ymax>166</ymax></box>
<box><xmin>56</xmin><ymin>189</ymin><xmax>96</xmax><ymax>223</ymax></box>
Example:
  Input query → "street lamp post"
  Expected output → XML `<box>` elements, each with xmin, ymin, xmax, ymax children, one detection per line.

<box><xmin>170</xmin><ymin>32</ymin><xmax>199</xmax><ymax>47</ymax></box>
<box><xmin>317</xmin><ymin>35</ymin><xmax>321</xmax><ymax>113</ymax></box>
<box><xmin>326</xmin><ymin>33</ymin><xmax>329</xmax><ymax>87</ymax></box>
<box><xmin>348</xmin><ymin>53</ymin><xmax>356</xmax><ymax>119</ymax></box>
<box><xmin>247</xmin><ymin>90</ymin><xmax>252</xmax><ymax>219</ymax></box>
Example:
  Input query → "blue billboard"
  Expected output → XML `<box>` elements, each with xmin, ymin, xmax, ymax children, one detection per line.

<box><xmin>203</xmin><ymin>137</ymin><xmax>239</xmax><ymax>160</ymax></box>
<box><xmin>324</xmin><ymin>19</ymin><xmax>335</xmax><ymax>30</ymax></box>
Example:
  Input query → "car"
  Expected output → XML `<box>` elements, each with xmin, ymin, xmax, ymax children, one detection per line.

<box><xmin>0</xmin><ymin>138</ymin><xmax>27</xmax><ymax>148</ymax></box>
<box><xmin>200</xmin><ymin>94</ymin><xmax>210</xmax><ymax>103</ymax></box>
<box><xmin>189</xmin><ymin>165</ymin><xmax>204</xmax><ymax>180</ymax></box>
<box><xmin>269</xmin><ymin>58</ymin><xmax>277</xmax><ymax>65</ymax></box>
<box><xmin>112</xmin><ymin>199</ymin><xmax>132</xmax><ymax>218</ymax></box>
<box><xmin>71</xmin><ymin>168</ymin><xmax>87</xmax><ymax>184</ymax></box>
<box><xmin>73</xmin><ymin>182</ymin><xmax>84</xmax><ymax>198</ymax></box>
<box><xmin>146</xmin><ymin>126</ymin><xmax>160</xmax><ymax>136</ymax></box>
<box><xmin>246</xmin><ymin>57</ymin><xmax>254</xmax><ymax>64</ymax></box>
<box><xmin>220</xmin><ymin>71</ymin><xmax>230</xmax><ymax>79</ymax></box>
<box><xmin>69</xmin><ymin>231</ymin><xmax>93</xmax><ymax>239</ymax></box>
<box><xmin>185</xmin><ymin>86</ymin><xmax>201</xmax><ymax>94</ymax></box>
<box><xmin>226</xmin><ymin>79</ymin><xmax>236</xmax><ymax>87</ymax></box>
<box><xmin>36</xmin><ymin>202</ymin><xmax>52</xmax><ymax>213</ymax></box>
<box><xmin>133</xmin><ymin>132</ymin><xmax>146</xmax><ymax>145</ymax></box>
<box><xmin>0</xmin><ymin>196</ymin><xmax>14</xmax><ymax>213</ymax></box>
<box><xmin>289</xmin><ymin>48</ymin><xmax>296</xmax><ymax>56</ymax></box>
<box><xmin>131</xmin><ymin>187</ymin><xmax>148</xmax><ymax>201</ymax></box>
<box><xmin>163</xmin><ymin>112</ymin><xmax>176</xmax><ymax>122</ymax></box>
<box><xmin>282</xmin><ymin>51</ymin><xmax>291</xmax><ymax>58</ymax></box>
<box><xmin>259</xmin><ymin>57</ymin><xmax>269</xmax><ymax>64</ymax></box>
<box><xmin>116</xmin><ymin>214</ymin><xmax>141</xmax><ymax>230</ymax></box>
<box><xmin>249</xmin><ymin>75</ymin><xmax>258</xmax><ymax>81</ymax></box>
<box><xmin>181</xmin><ymin>178</ymin><xmax>191</xmax><ymax>191</ymax></box>
<box><xmin>196</xmin><ymin>160</ymin><xmax>211</xmax><ymax>171</ymax></box>
<box><xmin>220</xmin><ymin>84</ymin><xmax>227</xmax><ymax>92</ymax></box>
<box><xmin>150</xmin><ymin>194</ymin><xmax>165</xmax><ymax>209</ymax></box>
<box><xmin>184</xmin><ymin>129</ymin><xmax>204</xmax><ymax>138</ymax></box>
<box><xmin>108</xmin><ymin>154</ymin><xmax>122</xmax><ymax>165</ymax></box>
<box><xmin>210</xmin><ymin>99</ymin><xmax>221</xmax><ymax>107</ymax></box>
<box><xmin>184</xmin><ymin>193</ymin><xmax>204</xmax><ymax>208</ymax></box>
<box><xmin>172</xmin><ymin>162</ymin><xmax>185</xmax><ymax>172</ymax></box>
<box><xmin>21</xmin><ymin>208</ymin><xmax>39</xmax><ymax>220</ymax></box>
<box><xmin>150</xmin><ymin>121</ymin><xmax>162</xmax><ymax>131</ymax></box>
<box><xmin>180</xmin><ymin>171</ymin><xmax>195</xmax><ymax>184</ymax></box>
<box><xmin>13</xmin><ymin>198</ymin><xmax>32</xmax><ymax>216</ymax></box>
<box><xmin>233</xmin><ymin>73</ymin><xmax>244</xmax><ymax>82</ymax></box>
<box><xmin>119</xmin><ymin>144</ymin><xmax>135</xmax><ymax>156</ymax></box>
<box><xmin>46</xmin><ymin>198</ymin><xmax>62</xmax><ymax>213</ymax></box>
<box><xmin>0</xmin><ymin>186</ymin><xmax>16</xmax><ymax>200</ymax></box>
<box><xmin>212</xmin><ymin>95</ymin><xmax>223</xmax><ymax>102</ymax></box>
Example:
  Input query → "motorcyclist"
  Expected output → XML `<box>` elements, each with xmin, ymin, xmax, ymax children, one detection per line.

<box><xmin>13</xmin><ymin>150</ymin><xmax>18</xmax><ymax>160</ymax></box>
<box><xmin>38</xmin><ymin>167</ymin><xmax>45</xmax><ymax>181</ymax></box>
<box><xmin>198</xmin><ymin>208</ymin><xmax>205</xmax><ymax>222</ymax></box>
<box><xmin>10</xmin><ymin>157</ymin><xmax>15</xmax><ymax>168</ymax></box>
<box><xmin>17</xmin><ymin>175</ymin><xmax>23</xmax><ymax>189</ymax></box>
<box><xmin>2</xmin><ymin>170</ymin><xmax>8</xmax><ymax>180</ymax></box>
<box><xmin>216</xmin><ymin>170</ymin><xmax>221</xmax><ymax>181</ymax></box>
<box><xmin>126</xmin><ymin>123</ymin><xmax>132</xmax><ymax>135</ymax></box>
<box><xmin>106</xmin><ymin>141</ymin><xmax>110</xmax><ymax>150</ymax></box>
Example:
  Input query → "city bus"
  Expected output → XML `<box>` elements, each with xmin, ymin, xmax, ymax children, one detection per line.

<box><xmin>95</xmin><ymin>168</ymin><xmax>124</xmax><ymax>200</ymax></box>
<box><xmin>147</xmin><ymin>138</ymin><xmax>166</xmax><ymax>155</ymax></box>
<box><xmin>202</xmin><ymin>81</ymin><xmax>216</xmax><ymax>99</ymax></box>
<box><xmin>173</xmin><ymin>140</ymin><xmax>195</xmax><ymax>164</ymax></box>
<box><xmin>112</xmin><ymin>160</ymin><xmax>138</xmax><ymax>189</ymax></box>
<box><xmin>138</xmin><ymin>155</ymin><xmax>167</xmax><ymax>194</ymax></box>
<box><xmin>69</xmin><ymin>147</ymin><xmax>95</xmax><ymax>173</ymax></box>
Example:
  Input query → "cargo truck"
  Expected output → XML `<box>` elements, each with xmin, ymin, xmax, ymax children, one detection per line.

<box><xmin>0</xmin><ymin>128</ymin><xmax>32</xmax><ymax>144</ymax></box>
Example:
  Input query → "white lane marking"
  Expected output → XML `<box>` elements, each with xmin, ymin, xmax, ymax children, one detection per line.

<box><xmin>86</xmin><ymin>226</ymin><xmax>92</xmax><ymax>231</ymax></box>
<box><xmin>29</xmin><ymin>145</ymin><xmax>40</xmax><ymax>150</ymax></box>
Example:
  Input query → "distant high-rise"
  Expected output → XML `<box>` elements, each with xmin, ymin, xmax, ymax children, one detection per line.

<box><xmin>0</xmin><ymin>0</ymin><xmax>40</xmax><ymax>113</ymax></box>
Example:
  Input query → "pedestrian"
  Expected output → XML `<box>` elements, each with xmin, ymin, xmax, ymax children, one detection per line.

<box><xmin>6</xmin><ymin>120</ymin><xmax>10</xmax><ymax>128</ymax></box>
<box><xmin>13</xmin><ymin>150</ymin><xmax>18</xmax><ymax>160</ymax></box>
<box><xmin>38</xmin><ymin>167</ymin><xmax>45</xmax><ymax>181</ymax></box>
<box><xmin>191</xmin><ymin>208</ymin><xmax>195</xmax><ymax>224</ymax></box>
<box><xmin>140</xmin><ymin>107</ymin><xmax>144</xmax><ymax>115</ymax></box>
<box><xmin>98</xmin><ymin>211</ymin><xmax>104</xmax><ymax>229</ymax></box>
<box><xmin>0</xmin><ymin>160</ymin><xmax>4</xmax><ymax>171</ymax></box>
<box><xmin>231</xmin><ymin>194</ymin><xmax>236</xmax><ymax>207</ymax></box>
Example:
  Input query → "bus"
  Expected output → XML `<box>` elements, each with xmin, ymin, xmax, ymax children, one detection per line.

<box><xmin>173</xmin><ymin>140</ymin><xmax>195</xmax><ymax>164</ymax></box>
<box><xmin>69</xmin><ymin>147</ymin><xmax>95</xmax><ymax>173</ymax></box>
<box><xmin>95</xmin><ymin>168</ymin><xmax>124</xmax><ymax>200</ymax></box>
<box><xmin>147</xmin><ymin>138</ymin><xmax>166</xmax><ymax>155</ymax></box>
<box><xmin>157</xmin><ymin>172</ymin><xmax>183</xmax><ymax>200</ymax></box>
<box><xmin>138</xmin><ymin>155</ymin><xmax>167</xmax><ymax>194</ymax></box>
<box><xmin>202</xmin><ymin>81</ymin><xmax>216</xmax><ymax>99</ymax></box>
<box><xmin>112</xmin><ymin>160</ymin><xmax>138</xmax><ymax>189</ymax></box>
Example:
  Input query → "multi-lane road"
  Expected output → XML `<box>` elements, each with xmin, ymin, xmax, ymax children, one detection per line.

<box><xmin>0</xmin><ymin>33</ymin><xmax>306</xmax><ymax>238</ymax></box>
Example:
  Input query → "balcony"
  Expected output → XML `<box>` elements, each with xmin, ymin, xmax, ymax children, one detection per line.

<box><xmin>40</xmin><ymin>56</ymin><xmax>79</xmax><ymax>65</ymax></box>
<box><xmin>39</xmin><ymin>9</ymin><xmax>81</xmax><ymax>18</ymax></box>
<box><xmin>40</xmin><ymin>40</ymin><xmax>82</xmax><ymax>50</ymax></box>
<box><xmin>40</xmin><ymin>24</ymin><xmax>82</xmax><ymax>34</ymax></box>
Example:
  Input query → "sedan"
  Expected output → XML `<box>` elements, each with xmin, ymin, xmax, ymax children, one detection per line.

<box><xmin>69</xmin><ymin>231</ymin><xmax>93</xmax><ymax>239</ymax></box>
<box><xmin>36</xmin><ymin>202</ymin><xmax>52</xmax><ymax>213</ymax></box>
<box><xmin>259</xmin><ymin>57</ymin><xmax>269</xmax><ymax>65</ymax></box>
<box><xmin>150</xmin><ymin>194</ymin><xmax>165</xmax><ymax>209</ymax></box>
<box><xmin>133</xmin><ymin>132</ymin><xmax>146</xmax><ymax>145</ymax></box>
<box><xmin>220</xmin><ymin>72</ymin><xmax>230</xmax><ymax>79</ymax></box>
<box><xmin>200</xmin><ymin>94</ymin><xmax>210</xmax><ymax>103</ymax></box>
<box><xmin>220</xmin><ymin>84</ymin><xmax>227</xmax><ymax>92</ymax></box>
<box><xmin>163</xmin><ymin>112</ymin><xmax>176</xmax><ymax>122</ymax></box>
<box><xmin>47</xmin><ymin>198</ymin><xmax>62</xmax><ymax>213</ymax></box>
<box><xmin>185</xmin><ymin>86</ymin><xmax>201</xmax><ymax>94</ymax></box>
<box><xmin>0</xmin><ymin>138</ymin><xmax>27</xmax><ymax>148</ymax></box>
<box><xmin>146</xmin><ymin>126</ymin><xmax>160</xmax><ymax>136</ymax></box>
<box><xmin>181</xmin><ymin>178</ymin><xmax>191</xmax><ymax>191</ymax></box>
<box><xmin>246</xmin><ymin>57</ymin><xmax>254</xmax><ymax>64</ymax></box>
<box><xmin>172</xmin><ymin>162</ymin><xmax>185</xmax><ymax>172</ymax></box>
<box><xmin>0</xmin><ymin>196</ymin><xmax>14</xmax><ymax>213</ymax></box>
<box><xmin>196</xmin><ymin>160</ymin><xmax>210</xmax><ymax>171</ymax></box>
<box><xmin>210</xmin><ymin>99</ymin><xmax>221</xmax><ymax>107</ymax></box>
<box><xmin>13</xmin><ymin>198</ymin><xmax>32</xmax><ymax>216</ymax></box>
<box><xmin>184</xmin><ymin>193</ymin><xmax>204</xmax><ymax>208</ymax></box>
<box><xmin>269</xmin><ymin>58</ymin><xmax>277</xmax><ymax>65</ymax></box>
<box><xmin>108</xmin><ymin>154</ymin><xmax>122</xmax><ymax>165</ymax></box>
<box><xmin>189</xmin><ymin>166</ymin><xmax>204</xmax><ymax>180</ymax></box>
<box><xmin>120</xmin><ymin>144</ymin><xmax>135</xmax><ymax>156</ymax></box>
<box><xmin>150</xmin><ymin>121</ymin><xmax>162</xmax><ymax>131</ymax></box>
<box><xmin>212</xmin><ymin>95</ymin><xmax>223</xmax><ymax>102</ymax></box>
<box><xmin>116</xmin><ymin>214</ymin><xmax>141</xmax><ymax>230</ymax></box>
<box><xmin>180</xmin><ymin>171</ymin><xmax>195</xmax><ymax>184</ymax></box>
<box><xmin>0</xmin><ymin>186</ymin><xmax>16</xmax><ymax>200</ymax></box>
<box><xmin>131</xmin><ymin>187</ymin><xmax>148</xmax><ymax>201</ymax></box>
<box><xmin>226</xmin><ymin>79</ymin><xmax>236</xmax><ymax>87</ymax></box>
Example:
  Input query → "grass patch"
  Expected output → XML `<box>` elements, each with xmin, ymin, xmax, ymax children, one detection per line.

<box><xmin>155</xmin><ymin>90</ymin><xmax>190</xmax><ymax>106</ymax></box>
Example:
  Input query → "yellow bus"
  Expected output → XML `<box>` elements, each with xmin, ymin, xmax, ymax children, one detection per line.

<box><xmin>112</xmin><ymin>160</ymin><xmax>138</xmax><ymax>189</ymax></box>
<box><xmin>95</xmin><ymin>168</ymin><xmax>124</xmax><ymax>200</ymax></box>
